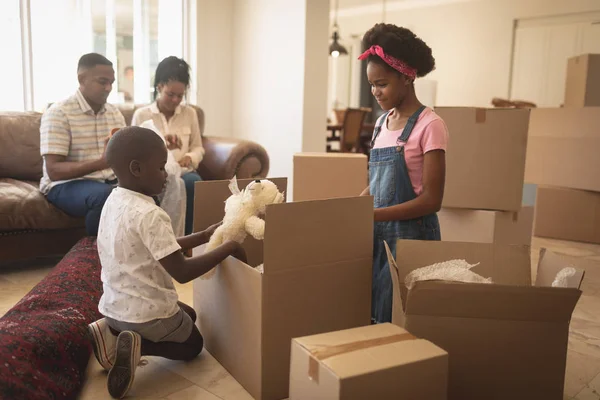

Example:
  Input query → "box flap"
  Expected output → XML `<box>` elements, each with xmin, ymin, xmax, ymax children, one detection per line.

<box><xmin>405</xmin><ymin>280</ymin><xmax>582</xmax><ymax>323</ymax></box>
<box><xmin>395</xmin><ymin>240</ymin><xmax>532</xmax><ymax>286</ymax></box>
<box><xmin>262</xmin><ymin>196</ymin><xmax>373</xmax><ymax>273</ymax></box>
<box><xmin>384</xmin><ymin>240</ymin><xmax>406</xmax><ymax>327</ymax></box>
<box><xmin>535</xmin><ymin>248</ymin><xmax>585</xmax><ymax>289</ymax></box>
<box><xmin>294</xmin><ymin>152</ymin><xmax>366</xmax><ymax>159</ymax></box>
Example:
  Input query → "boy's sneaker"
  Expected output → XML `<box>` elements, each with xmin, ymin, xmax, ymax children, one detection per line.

<box><xmin>107</xmin><ymin>330</ymin><xmax>142</xmax><ymax>399</ymax></box>
<box><xmin>88</xmin><ymin>318</ymin><xmax>117</xmax><ymax>371</ymax></box>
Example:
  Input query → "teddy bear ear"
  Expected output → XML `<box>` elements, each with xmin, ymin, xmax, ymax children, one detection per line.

<box><xmin>229</xmin><ymin>176</ymin><xmax>241</xmax><ymax>195</ymax></box>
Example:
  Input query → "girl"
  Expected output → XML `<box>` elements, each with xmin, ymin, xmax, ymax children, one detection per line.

<box><xmin>359</xmin><ymin>24</ymin><xmax>449</xmax><ymax>324</ymax></box>
<box><xmin>132</xmin><ymin>56</ymin><xmax>204</xmax><ymax>235</ymax></box>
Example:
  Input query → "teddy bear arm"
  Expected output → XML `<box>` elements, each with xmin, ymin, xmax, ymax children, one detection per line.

<box><xmin>245</xmin><ymin>216</ymin><xmax>265</xmax><ymax>240</ymax></box>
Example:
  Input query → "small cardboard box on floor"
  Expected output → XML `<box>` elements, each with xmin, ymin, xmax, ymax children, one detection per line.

<box><xmin>293</xmin><ymin>153</ymin><xmax>367</xmax><ymax>202</ymax></box>
<box><xmin>386</xmin><ymin>240</ymin><xmax>585</xmax><ymax>400</ymax></box>
<box><xmin>534</xmin><ymin>186</ymin><xmax>600</xmax><ymax>244</ymax></box>
<box><xmin>435</xmin><ymin>107</ymin><xmax>530</xmax><ymax>212</ymax></box>
<box><xmin>437</xmin><ymin>206</ymin><xmax>534</xmax><ymax>246</ymax></box>
<box><xmin>289</xmin><ymin>323</ymin><xmax>448</xmax><ymax>400</ymax></box>
<box><xmin>564</xmin><ymin>53</ymin><xmax>600</xmax><ymax>108</ymax></box>
<box><xmin>192</xmin><ymin>178</ymin><xmax>373</xmax><ymax>400</ymax></box>
<box><xmin>525</xmin><ymin>107</ymin><xmax>600</xmax><ymax>192</ymax></box>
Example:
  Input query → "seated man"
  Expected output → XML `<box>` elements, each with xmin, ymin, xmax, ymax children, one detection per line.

<box><xmin>40</xmin><ymin>53</ymin><xmax>126</xmax><ymax>236</ymax></box>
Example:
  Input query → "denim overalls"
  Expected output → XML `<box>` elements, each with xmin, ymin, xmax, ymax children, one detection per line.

<box><xmin>369</xmin><ymin>106</ymin><xmax>441</xmax><ymax>324</ymax></box>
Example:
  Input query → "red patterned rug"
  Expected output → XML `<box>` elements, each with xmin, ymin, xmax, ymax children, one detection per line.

<box><xmin>0</xmin><ymin>237</ymin><xmax>102</xmax><ymax>400</ymax></box>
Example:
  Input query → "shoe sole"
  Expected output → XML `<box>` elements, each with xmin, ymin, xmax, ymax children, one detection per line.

<box><xmin>107</xmin><ymin>331</ymin><xmax>141</xmax><ymax>399</ymax></box>
<box><xmin>88</xmin><ymin>322</ymin><xmax>113</xmax><ymax>371</ymax></box>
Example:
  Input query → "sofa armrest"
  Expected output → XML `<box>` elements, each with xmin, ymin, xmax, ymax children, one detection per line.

<box><xmin>197</xmin><ymin>136</ymin><xmax>270</xmax><ymax>181</ymax></box>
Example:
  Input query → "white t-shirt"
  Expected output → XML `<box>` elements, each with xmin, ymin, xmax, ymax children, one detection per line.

<box><xmin>97</xmin><ymin>187</ymin><xmax>182</xmax><ymax>323</ymax></box>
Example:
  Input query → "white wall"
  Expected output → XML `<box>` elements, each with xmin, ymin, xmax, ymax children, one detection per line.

<box><xmin>232</xmin><ymin>0</ymin><xmax>330</xmax><ymax>198</ymax></box>
<box><xmin>335</xmin><ymin>0</ymin><xmax>600</xmax><ymax>107</ymax></box>
<box><xmin>195</xmin><ymin>0</ymin><xmax>233</xmax><ymax>136</ymax></box>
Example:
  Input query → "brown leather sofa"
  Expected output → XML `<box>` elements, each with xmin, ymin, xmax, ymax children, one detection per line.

<box><xmin>0</xmin><ymin>105</ymin><xmax>269</xmax><ymax>263</ymax></box>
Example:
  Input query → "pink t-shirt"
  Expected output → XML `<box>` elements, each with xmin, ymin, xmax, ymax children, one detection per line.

<box><xmin>371</xmin><ymin>107</ymin><xmax>449</xmax><ymax>195</ymax></box>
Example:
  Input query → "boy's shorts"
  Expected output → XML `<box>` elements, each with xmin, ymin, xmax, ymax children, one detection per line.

<box><xmin>106</xmin><ymin>307</ymin><xmax>194</xmax><ymax>343</ymax></box>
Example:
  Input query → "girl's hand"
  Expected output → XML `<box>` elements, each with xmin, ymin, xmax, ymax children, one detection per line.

<box><xmin>179</xmin><ymin>156</ymin><xmax>192</xmax><ymax>168</ymax></box>
<box><xmin>165</xmin><ymin>134</ymin><xmax>182</xmax><ymax>150</ymax></box>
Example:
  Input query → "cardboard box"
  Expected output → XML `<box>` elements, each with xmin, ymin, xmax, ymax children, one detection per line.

<box><xmin>435</xmin><ymin>107</ymin><xmax>530</xmax><ymax>212</ymax></box>
<box><xmin>437</xmin><ymin>206</ymin><xmax>534</xmax><ymax>246</ymax></box>
<box><xmin>564</xmin><ymin>53</ymin><xmax>600</xmax><ymax>107</ymax></box>
<box><xmin>293</xmin><ymin>153</ymin><xmax>368</xmax><ymax>202</ymax></box>
<box><xmin>534</xmin><ymin>186</ymin><xmax>600</xmax><ymax>244</ymax></box>
<box><xmin>289</xmin><ymin>323</ymin><xmax>448</xmax><ymax>400</ymax></box>
<box><xmin>524</xmin><ymin>107</ymin><xmax>600</xmax><ymax>192</ymax></box>
<box><xmin>386</xmin><ymin>240</ymin><xmax>584</xmax><ymax>400</ymax></box>
<box><xmin>192</xmin><ymin>178</ymin><xmax>373</xmax><ymax>400</ymax></box>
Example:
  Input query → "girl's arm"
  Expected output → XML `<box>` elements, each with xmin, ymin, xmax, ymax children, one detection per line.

<box><xmin>360</xmin><ymin>186</ymin><xmax>370</xmax><ymax>196</ymax></box>
<box><xmin>374</xmin><ymin>150</ymin><xmax>445</xmax><ymax>222</ymax></box>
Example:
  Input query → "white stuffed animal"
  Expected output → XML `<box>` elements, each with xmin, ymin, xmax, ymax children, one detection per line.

<box><xmin>201</xmin><ymin>177</ymin><xmax>284</xmax><ymax>279</ymax></box>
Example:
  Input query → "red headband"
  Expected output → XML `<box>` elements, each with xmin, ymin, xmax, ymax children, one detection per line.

<box><xmin>358</xmin><ymin>45</ymin><xmax>417</xmax><ymax>80</ymax></box>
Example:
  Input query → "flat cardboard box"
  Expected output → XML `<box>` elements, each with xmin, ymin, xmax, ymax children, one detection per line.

<box><xmin>534</xmin><ymin>186</ymin><xmax>600</xmax><ymax>244</ymax></box>
<box><xmin>524</xmin><ymin>107</ymin><xmax>600</xmax><ymax>192</ymax></box>
<box><xmin>289</xmin><ymin>323</ymin><xmax>448</xmax><ymax>400</ymax></box>
<box><xmin>386</xmin><ymin>240</ymin><xmax>584</xmax><ymax>400</ymax></box>
<box><xmin>437</xmin><ymin>206</ymin><xmax>534</xmax><ymax>246</ymax></box>
<box><xmin>192</xmin><ymin>178</ymin><xmax>373</xmax><ymax>400</ymax></box>
<box><xmin>435</xmin><ymin>107</ymin><xmax>529</xmax><ymax>212</ymax></box>
<box><xmin>564</xmin><ymin>53</ymin><xmax>600</xmax><ymax>107</ymax></box>
<box><xmin>293</xmin><ymin>153</ymin><xmax>368</xmax><ymax>202</ymax></box>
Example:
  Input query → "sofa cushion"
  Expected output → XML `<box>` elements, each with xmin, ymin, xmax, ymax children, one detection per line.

<box><xmin>0</xmin><ymin>237</ymin><xmax>102</xmax><ymax>399</ymax></box>
<box><xmin>0</xmin><ymin>178</ymin><xmax>83</xmax><ymax>231</ymax></box>
<box><xmin>0</xmin><ymin>112</ymin><xmax>43</xmax><ymax>181</ymax></box>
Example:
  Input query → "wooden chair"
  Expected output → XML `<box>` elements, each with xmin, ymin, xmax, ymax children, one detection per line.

<box><xmin>327</xmin><ymin>108</ymin><xmax>368</xmax><ymax>153</ymax></box>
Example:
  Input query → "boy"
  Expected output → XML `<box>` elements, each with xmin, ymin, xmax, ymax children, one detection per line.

<box><xmin>87</xmin><ymin>126</ymin><xmax>246</xmax><ymax>399</ymax></box>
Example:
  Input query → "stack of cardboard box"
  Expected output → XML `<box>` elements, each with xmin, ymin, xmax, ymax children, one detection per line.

<box><xmin>526</xmin><ymin>53</ymin><xmax>600</xmax><ymax>244</ymax></box>
<box><xmin>434</xmin><ymin>107</ymin><xmax>534</xmax><ymax>246</ymax></box>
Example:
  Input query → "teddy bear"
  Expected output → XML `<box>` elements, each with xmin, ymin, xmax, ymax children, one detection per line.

<box><xmin>201</xmin><ymin>176</ymin><xmax>285</xmax><ymax>279</ymax></box>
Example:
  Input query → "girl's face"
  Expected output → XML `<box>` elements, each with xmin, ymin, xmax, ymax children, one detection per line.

<box><xmin>367</xmin><ymin>61</ymin><xmax>412</xmax><ymax>111</ymax></box>
<box><xmin>157</xmin><ymin>80</ymin><xmax>186</xmax><ymax>113</ymax></box>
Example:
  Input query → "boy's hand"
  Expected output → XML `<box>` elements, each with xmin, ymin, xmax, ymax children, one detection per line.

<box><xmin>204</xmin><ymin>221</ymin><xmax>222</xmax><ymax>238</ymax></box>
<box><xmin>229</xmin><ymin>241</ymin><xmax>247</xmax><ymax>264</ymax></box>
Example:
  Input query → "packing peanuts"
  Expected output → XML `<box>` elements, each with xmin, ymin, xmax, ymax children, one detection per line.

<box><xmin>386</xmin><ymin>240</ymin><xmax>584</xmax><ymax>400</ymax></box>
<box><xmin>289</xmin><ymin>323</ymin><xmax>448</xmax><ymax>400</ymax></box>
<box><xmin>435</xmin><ymin>107</ymin><xmax>530</xmax><ymax>212</ymax></box>
<box><xmin>192</xmin><ymin>178</ymin><xmax>373</xmax><ymax>400</ymax></box>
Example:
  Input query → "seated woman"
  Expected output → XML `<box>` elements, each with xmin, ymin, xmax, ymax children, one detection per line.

<box><xmin>132</xmin><ymin>56</ymin><xmax>204</xmax><ymax>235</ymax></box>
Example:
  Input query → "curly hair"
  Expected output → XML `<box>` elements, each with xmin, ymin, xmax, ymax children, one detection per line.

<box><xmin>362</xmin><ymin>24</ymin><xmax>435</xmax><ymax>78</ymax></box>
<box><xmin>153</xmin><ymin>56</ymin><xmax>191</xmax><ymax>99</ymax></box>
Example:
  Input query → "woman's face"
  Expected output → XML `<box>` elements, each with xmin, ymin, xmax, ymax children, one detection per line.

<box><xmin>157</xmin><ymin>80</ymin><xmax>186</xmax><ymax>113</ymax></box>
<box><xmin>366</xmin><ymin>61</ymin><xmax>411</xmax><ymax>111</ymax></box>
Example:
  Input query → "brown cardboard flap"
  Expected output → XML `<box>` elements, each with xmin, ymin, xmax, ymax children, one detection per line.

<box><xmin>535</xmin><ymin>248</ymin><xmax>585</xmax><ymax>289</ymax></box>
<box><xmin>396</xmin><ymin>240</ymin><xmax>532</xmax><ymax>286</ymax></box>
<box><xmin>263</xmin><ymin>196</ymin><xmax>373</xmax><ymax>273</ymax></box>
<box><xmin>193</xmin><ymin>177</ymin><xmax>288</xmax><ymax>233</ymax></box>
<box><xmin>405</xmin><ymin>281</ymin><xmax>582</xmax><ymax>323</ymax></box>
<box><xmin>385</xmin><ymin>241</ymin><xmax>406</xmax><ymax>327</ymax></box>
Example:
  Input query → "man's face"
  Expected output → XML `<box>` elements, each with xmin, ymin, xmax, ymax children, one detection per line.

<box><xmin>79</xmin><ymin>65</ymin><xmax>115</xmax><ymax>106</ymax></box>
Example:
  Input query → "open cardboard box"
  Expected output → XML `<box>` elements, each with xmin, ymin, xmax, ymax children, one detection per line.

<box><xmin>192</xmin><ymin>178</ymin><xmax>373</xmax><ymax>400</ymax></box>
<box><xmin>386</xmin><ymin>240</ymin><xmax>585</xmax><ymax>400</ymax></box>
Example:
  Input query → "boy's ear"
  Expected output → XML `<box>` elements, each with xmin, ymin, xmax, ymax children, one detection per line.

<box><xmin>129</xmin><ymin>160</ymin><xmax>142</xmax><ymax>177</ymax></box>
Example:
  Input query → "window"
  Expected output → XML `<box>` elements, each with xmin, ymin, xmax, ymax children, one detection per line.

<box><xmin>0</xmin><ymin>0</ymin><xmax>188</xmax><ymax>112</ymax></box>
<box><xmin>0</xmin><ymin>1</ymin><xmax>25</xmax><ymax>111</ymax></box>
